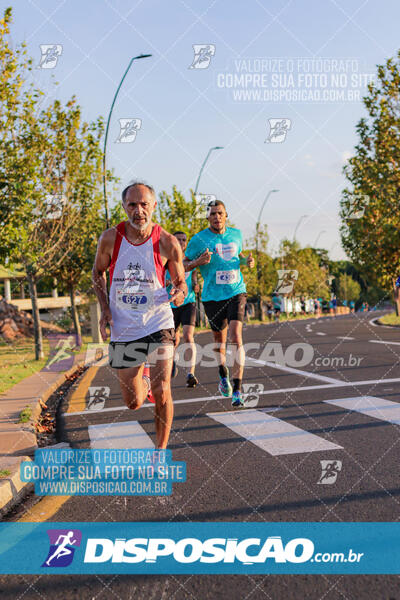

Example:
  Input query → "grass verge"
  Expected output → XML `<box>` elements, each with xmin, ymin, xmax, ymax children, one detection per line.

<box><xmin>0</xmin><ymin>335</ymin><xmax>91</xmax><ymax>395</ymax></box>
<box><xmin>379</xmin><ymin>312</ymin><xmax>400</xmax><ymax>326</ymax></box>
<box><xmin>19</xmin><ymin>406</ymin><xmax>32</xmax><ymax>423</ymax></box>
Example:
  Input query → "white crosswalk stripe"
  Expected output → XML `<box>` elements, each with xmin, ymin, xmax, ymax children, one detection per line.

<box><xmin>88</xmin><ymin>421</ymin><xmax>154</xmax><ymax>449</ymax></box>
<box><xmin>324</xmin><ymin>396</ymin><xmax>400</xmax><ymax>425</ymax></box>
<box><xmin>207</xmin><ymin>409</ymin><xmax>342</xmax><ymax>456</ymax></box>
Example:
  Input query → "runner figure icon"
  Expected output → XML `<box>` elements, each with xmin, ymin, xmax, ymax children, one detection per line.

<box><xmin>317</xmin><ymin>460</ymin><xmax>342</xmax><ymax>484</ymax></box>
<box><xmin>45</xmin><ymin>531</ymin><xmax>77</xmax><ymax>566</ymax></box>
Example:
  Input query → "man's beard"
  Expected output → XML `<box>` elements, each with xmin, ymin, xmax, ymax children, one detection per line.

<box><xmin>210</xmin><ymin>223</ymin><xmax>224</xmax><ymax>232</ymax></box>
<box><xmin>129</xmin><ymin>216</ymin><xmax>151</xmax><ymax>231</ymax></box>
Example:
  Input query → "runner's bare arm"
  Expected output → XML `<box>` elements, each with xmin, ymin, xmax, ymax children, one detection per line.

<box><xmin>191</xmin><ymin>269</ymin><xmax>200</xmax><ymax>294</ymax></box>
<box><xmin>92</xmin><ymin>229</ymin><xmax>116</xmax><ymax>341</ymax></box>
<box><xmin>183</xmin><ymin>249</ymin><xmax>212</xmax><ymax>270</ymax></box>
<box><xmin>160</xmin><ymin>230</ymin><xmax>187</xmax><ymax>307</ymax></box>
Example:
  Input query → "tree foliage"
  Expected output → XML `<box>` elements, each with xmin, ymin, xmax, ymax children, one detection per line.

<box><xmin>278</xmin><ymin>240</ymin><xmax>331</xmax><ymax>300</ymax></box>
<box><xmin>245</xmin><ymin>225</ymin><xmax>276</xmax><ymax>297</ymax></box>
<box><xmin>0</xmin><ymin>8</ymin><xmax>111</xmax><ymax>355</ymax></box>
<box><xmin>155</xmin><ymin>186</ymin><xmax>210</xmax><ymax>237</ymax></box>
<box><xmin>340</xmin><ymin>51</ymin><xmax>400</xmax><ymax>310</ymax></box>
<box><xmin>337</xmin><ymin>273</ymin><xmax>361</xmax><ymax>302</ymax></box>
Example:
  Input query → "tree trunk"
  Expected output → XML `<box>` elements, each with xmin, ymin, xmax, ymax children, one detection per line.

<box><xmin>69</xmin><ymin>285</ymin><xmax>82</xmax><ymax>346</ymax></box>
<box><xmin>393</xmin><ymin>281</ymin><xmax>400</xmax><ymax>316</ymax></box>
<box><xmin>26</xmin><ymin>267</ymin><xmax>44</xmax><ymax>360</ymax></box>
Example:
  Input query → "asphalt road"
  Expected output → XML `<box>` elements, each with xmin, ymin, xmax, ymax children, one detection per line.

<box><xmin>3</xmin><ymin>311</ymin><xmax>400</xmax><ymax>599</ymax></box>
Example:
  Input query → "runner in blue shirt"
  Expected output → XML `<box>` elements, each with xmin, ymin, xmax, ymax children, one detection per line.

<box><xmin>166</xmin><ymin>232</ymin><xmax>199</xmax><ymax>388</ymax></box>
<box><xmin>184</xmin><ymin>200</ymin><xmax>255</xmax><ymax>407</ymax></box>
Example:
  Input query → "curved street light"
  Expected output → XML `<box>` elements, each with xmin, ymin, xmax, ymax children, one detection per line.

<box><xmin>103</xmin><ymin>53</ymin><xmax>152</xmax><ymax>228</ymax></box>
<box><xmin>194</xmin><ymin>146</ymin><xmax>224</xmax><ymax>195</ymax></box>
<box><xmin>194</xmin><ymin>145</ymin><xmax>223</xmax><ymax>327</ymax></box>
<box><xmin>293</xmin><ymin>214</ymin><xmax>309</xmax><ymax>241</ymax></box>
<box><xmin>255</xmin><ymin>189</ymin><xmax>279</xmax><ymax>320</ymax></box>
<box><xmin>314</xmin><ymin>230</ymin><xmax>326</xmax><ymax>247</ymax></box>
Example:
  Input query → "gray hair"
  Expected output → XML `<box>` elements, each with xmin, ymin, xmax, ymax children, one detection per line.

<box><xmin>121</xmin><ymin>180</ymin><xmax>156</xmax><ymax>203</ymax></box>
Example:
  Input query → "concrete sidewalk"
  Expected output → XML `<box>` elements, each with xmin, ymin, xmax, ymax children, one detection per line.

<box><xmin>0</xmin><ymin>353</ymin><xmax>86</xmax><ymax>517</ymax></box>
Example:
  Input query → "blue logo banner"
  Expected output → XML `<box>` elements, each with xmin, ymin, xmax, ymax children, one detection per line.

<box><xmin>0</xmin><ymin>522</ymin><xmax>399</xmax><ymax>574</ymax></box>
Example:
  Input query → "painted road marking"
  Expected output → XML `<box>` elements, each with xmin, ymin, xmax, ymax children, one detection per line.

<box><xmin>369</xmin><ymin>317</ymin><xmax>393</xmax><ymax>329</ymax></box>
<box><xmin>247</xmin><ymin>357</ymin><xmax>341</xmax><ymax>384</ymax></box>
<box><xmin>65</xmin><ymin>377</ymin><xmax>400</xmax><ymax>415</ymax></box>
<box><xmin>67</xmin><ymin>366</ymin><xmax>100</xmax><ymax>413</ymax></box>
<box><xmin>18</xmin><ymin>496</ymin><xmax>70</xmax><ymax>523</ymax></box>
<box><xmin>207</xmin><ymin>409</ymin><xmax>342</xmax><ymax>456</ymax></box>
<box><xmin>369</xmin><ymin>340</ymin><xmax>400</xmax><ymax>346</ymax></box>
<box><xmin>88</xmin><ymin>421</ymin><xmax>154</xmax><ymax>449</ymax></box>
<box><xmin>324</xmin><ymin>396</ymin><xmax>400</xmax><ymax>424</ymax></box>
<box><xmin>337</xmin><ymin>336</ymin><xmax>354</xmax><ymax>340</ymax></box>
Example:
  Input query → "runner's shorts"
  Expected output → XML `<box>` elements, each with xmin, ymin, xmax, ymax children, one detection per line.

<box><xmin>203</xmin><ymin>293</ymin><xmax>247</xmax><ymax>332</ymax></box>
<box><xmin>109</xmin><ymin>328</ymin><xmax>175</xmax><ymax>369</ymax></box>
<box><xmin>172</xmin><ymin>302</ymin><xmax>196</xmax><ymax>329</ymax></box>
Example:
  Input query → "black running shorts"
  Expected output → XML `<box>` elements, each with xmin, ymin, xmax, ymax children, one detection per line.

<box><xmin>203</xmin><ymin>293</ymin><xmax>247</xmax><ymax>332</ymax></box>
<box><xmin>109</xmin><ymin>328</ymin><xmax>175</xmax><ymax>369</ymax></box>
<box><xmin>172</xmin><ymin>302</ymin><xmax>196</xmax><ymax>329</ymax></box>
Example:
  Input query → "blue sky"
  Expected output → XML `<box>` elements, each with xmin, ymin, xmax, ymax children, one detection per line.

<box><xmin>4</xmin><ymin>0</ymin><xmax>400</xmax><ymax>259</ymax></box>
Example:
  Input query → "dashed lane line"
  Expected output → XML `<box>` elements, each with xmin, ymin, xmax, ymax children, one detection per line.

<box><xmin>369</xmin><ymin>340</ymin><xmax>400</xmax><ymax>346</ymax></box>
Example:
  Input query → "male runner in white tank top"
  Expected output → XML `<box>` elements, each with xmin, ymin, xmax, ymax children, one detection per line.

<box><xmin>92</xmin><ymin>182</ymin><xmax>187</xmax><ymax>449</ymax></box>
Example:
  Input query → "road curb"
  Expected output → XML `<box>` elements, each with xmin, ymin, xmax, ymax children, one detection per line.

<box><xmin>0</xmin><ymin>456</ymin><xmax>33</xmax><ymax>518</ymax></box>
<box><xmin>369</xmin><ymin>317</ymin><xmax>398</xmax><ymax>328</ymax></box>
<box><xmin>0</xmin><ymin>354</ymin><xmax>86</xmax><ymax>518</ymax></box>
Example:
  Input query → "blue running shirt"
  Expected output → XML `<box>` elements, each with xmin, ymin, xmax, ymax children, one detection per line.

<box><xmin>165</xmin><ymin>270</ymin><xmax>195</xmax><ymax>308</ymax></box>
<box><xmin>185</xmin><ymin>227</ymin><xmax>246</xmax><ymax>302</ymax></box>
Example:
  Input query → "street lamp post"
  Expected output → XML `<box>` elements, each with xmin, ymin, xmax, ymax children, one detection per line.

<box><xmin>103</xmin><ymin>53</ymin><xmax>152</xmax><ymax>228</ymax></box>
<box><xmin>194</xmin><ymin>146</ymin><xmax>223</xmax><ymax>327</ymax></box>
<box><xmin>293</xmin><ymin>214</ymin><xmax>309</xmax><ymax>241</ymax></box>
<box><xmin>194</xmin><ymin>146</ymin><xmax>224</xmax><ymax>195</ymax></box>
<box><xmin>255</xmin><ymin>189</ymin><xmax>279</xmax><ymax>320</ymax></box>
<box><xmin>314</xmin><ymin>230</ymin><xmax>326</xmax><ymax>247</ymax></box>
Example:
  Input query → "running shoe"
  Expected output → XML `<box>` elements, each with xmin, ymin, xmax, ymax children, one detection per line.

<box><xmin>186</xmin><ymin>373</ymin><xmax>198</xmax><ymax>388</ymax></box>
<box><xmin>231</xmin><ymin>390</ymin><xmax>244</xmax><ymax>407</ymax></box>
<box><xmin>218</xmin><ymin>373</ymin><xmax>232</xmax><ymax>397</ymax></box>
<box><xmin>171</xmin><ymin>361</ymin><xmax>178</xmax><ymax>378</ymax></box>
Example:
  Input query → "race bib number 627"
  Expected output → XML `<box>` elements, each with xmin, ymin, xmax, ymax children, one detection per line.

<box><xmin>116</xmin><ymin>289</ymin><xmax>153</xmax><ymax>310</ymax></box>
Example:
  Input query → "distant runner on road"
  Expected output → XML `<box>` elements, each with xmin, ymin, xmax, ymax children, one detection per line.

<box><xmin>183</xmin><ymin>199</ymin><xmax>255</xmax><ymax>407</ymax></box>
<box><xmin>92</xmin><ymin>182</ymin><xmax>187</xmax><ymax>449</ymax></box>
<box><xmin>166</xmin><ymin>231</ymin><xmax>200</xmax><ymax>388</ymax></box>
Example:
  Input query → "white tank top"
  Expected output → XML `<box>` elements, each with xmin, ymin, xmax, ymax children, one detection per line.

<box><xmin>109</xmin><ymin>222</ymin><xmax>174</xmax><ymax>342</ymax></box>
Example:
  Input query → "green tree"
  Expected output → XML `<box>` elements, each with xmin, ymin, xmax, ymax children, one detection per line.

<box><xmin>0</xmin><ymin>10</ymin><xmax>107</xmax><ymax>357</ymax></box>
<box><xmin>245</xmin><ymin>225</ymin><xmax>275</xmax><ymax>298</ymax></box>
<box><xmin>0</xmin><ymin>8</ymin><xmax>52</xmax><ymax>358</ymax></box>
<box><xmin>337</xmin><ymin>273</ymin><xmax>361</xmax><ymax>303</ymax></box>
<box><xmin>47</xmin><ymin>102</ymin><xmax>107</xmax><ymax>340</ymax></box>
<box><xmin>277</xmin><ymin>240</ymin><xmax>331</xmax><ymax>301</ymax></box>
<box><xmin>340</xmin><ymin>51</ymin><xmax>400</xmax><ymax>313</ymax></box>
<box><xmin>156</xmin><ymin>186</ymin><xmax>211</xmax><ymax>237</ymax></box>
<box><xmin>0</xmin><ymin>8</ymin><xmax>43</xmax><ymax>248</ymax></box>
